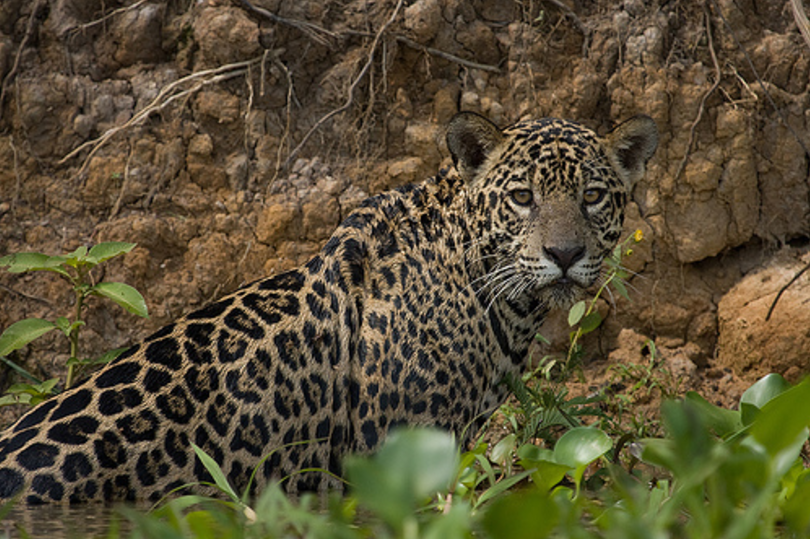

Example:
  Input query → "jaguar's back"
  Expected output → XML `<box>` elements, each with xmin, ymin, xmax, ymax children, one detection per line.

<box><xmin>0</xmin><ymin>112</ymin><xmax>657</xmax><ymax>503</ymax></box>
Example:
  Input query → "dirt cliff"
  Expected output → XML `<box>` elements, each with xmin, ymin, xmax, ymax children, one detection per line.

<box><xmin>0</xmin><ymin>0</ymin><xmax>808</xmax><ymax>422</ymax></box>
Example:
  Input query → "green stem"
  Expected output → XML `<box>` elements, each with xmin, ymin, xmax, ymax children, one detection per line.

<box><xmin>65</xmin><ymin>279</ymin><xmax>86</xmax><ymax>389</ymax></box>
<box><xmin>565</xmin><ymin>269</ymin><xmax>616</xmax><ymax>367</ymax></box>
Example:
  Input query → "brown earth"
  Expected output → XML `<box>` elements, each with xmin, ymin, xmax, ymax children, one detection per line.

<box><xmin>0</xmin><ymin>0</ymin><xmax>808</xmax><ymax>428</ymax></box>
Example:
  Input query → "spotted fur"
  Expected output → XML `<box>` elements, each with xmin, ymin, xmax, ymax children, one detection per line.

<box><xmin>0</xmin><ymin>112</ymin><xmax>657</xmax><ymax>503</ymax></box>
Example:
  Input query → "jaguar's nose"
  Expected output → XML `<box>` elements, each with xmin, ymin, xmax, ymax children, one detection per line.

<box><xmin>543</xmin><ymin>245</ymin><xmax>585</xmax><ymax>273</ymax></box>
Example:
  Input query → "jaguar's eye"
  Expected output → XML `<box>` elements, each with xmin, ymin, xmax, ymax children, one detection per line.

<box><xmin>510</xmin><ymin>189</ymin><xmax>533</xmax><ymax>206</ymax></box>
<box><xmin>583</xmin><ymin>188</ymin><xmax>606</xmax><ymax>205</ymax></box>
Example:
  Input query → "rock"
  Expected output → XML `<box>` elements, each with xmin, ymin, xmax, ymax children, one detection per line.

<box><xmin>188</xmin><ymin>133</ymin><xmax>214</xmax><ymax>156</ymax></box>
<box><xmin>196</xmin><ymin>90</ymin><xmax>241</xmax><ymax>124</ymax></box>
<box><xmin>256</xmin><ymin>201</ymin><xmax>299</xmax><ymax>244</ymax></box>
<box><xmin>193</xmin><ymin>6</ymin><xmax>260</xmax><ymax>66</ymax></box>
<box><xmin>432</xmin><ymin>84</ymin><xmax>459</xmax><ymax>124</ymax></box>
<box><xmin>403</xmin><ymin>0</ymin><xmax>442</xmax><ymax>43</ymax></box>
<box><xmin>112</xmin><ymin>2</ymin><xmax>165</xmax><ymax>66</ymax></box>
<box><xmin>404</xmin><ymin>122</ymin><xmax>441</xmax><ymax>167</ymax></box>
<box><xmin>717</xmin><ymin>250</ymin><xmax>810</xmax><ymax>382</ymax></box>
<box><xmin>386</xmin><ymin>157</ymin><xmax>425</xmax><ymax>187</ymax></box>
<box><xmin>455</xmin><ymin>20</ymin><xmax>500</xmax><ymax>65</ymax></box>
<box><xmin>83</xmin><ymin>155</ymin><xmax>126</xmax><ymax>209</ymax></box>
<box><xmin>302</xmin><ymin>191</ymin><xmax>340</xmax><ymax>241</ymax></box>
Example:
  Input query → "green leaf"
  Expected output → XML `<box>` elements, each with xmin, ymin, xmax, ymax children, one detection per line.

<box><xmin>783</xmin><ymin>468</ymin><xmax>810</xmax><ymax>533</ymax></box>
<box><xmin>567</xmin><ymin>301</ymin><xmax>587</xmax><ymax>327</ymax></box>
<box><xmin>91</xmin><ymin>282</ymin><xmax>149</xmax><ymax>318</ymax></box>
<box><xmin>517</xmin><ymin>445</ymin><xmax>570</xmax><ymax>492</ymax></box>
<box><xmin>191</xmin><ymin>443</ymin><xmax>240</xmax><ymax>502</ymax></box>
<box><xmin>611</xmin><ymin>278</ymin><xmax>630</xmax><ymax>301</ymax></box>
<box><xmin>749</xmin><ymin>379</ymin><xmax>810</xmax><ymax>459</ymax></box>
<box><xmin>491</xmin><ymin>433</ymin><xmax>516</xmax><ymax>465</ymax></box>
<box><xmin>684</xmin><ymin>391</ymin><xmax>742</xmax><ymax>438</ymax></box>
<box><xmin>0</xmin><ymin>318</ymin><xmax>57</xmax><ymax>357</ymax></box>
<box><xmin>67</xmin><ymin>347</ymin><xmax>127</xmax><ymax>369</ymax></box>
<box><xmin>93</xmin><ymin>346</ymin><xmax>130</xmax><ymax>365</ymax></box>
<box><xmin>610</xmin><ymin>244</ymin><xmax>623</xmax><ymax>264</ymax></box>
<box><xmin>345</xmin><ymin>428</ymin><xmax>457</xmax><ymax>529</ymax></box>
<box><xmin>740</xmin><ymin>373</ymin><xmax>791</xmax><ymax>425</ymax></box>
<box><xmin>475</xmin><ymin>469</ymin><xmax>535</xmax><ymax>507</ymax></box>
<box><xmin>86</xmin><ymin>242</ymin><xmax>136</xmax><ymax>265</ymax></box>
<box><xmin>423</xmin><ymin>501</ymin><xmax>471</xmax><ymax>539</ymax></box>
<box><xmin>0</xmin><ymin>393</ymin><xmax>32</xmax><ymax>407</ymax></box>
<box><xmin>553</xmin><ymin>427</ymin><xmax>611</xmax><ymax>469</ymax></box>
<box><xmin>53</xmin><ymin>317</ymin><xmax>84</xmax><ymax>338</ymax></box>
<box><xmin>0</xmin><ymin>252</ymin><xmax>70</xmax><ymax>277</ymax></box>
<box><xmin>578</xmin><ymin>312</ymin><xmax>602</xmax><ymax>334</ymax></box>
<box><xmin>4</xmin><ymin>379</ymin><xmax>60</xmax><ymax>406</ymax></box>
<box><xmin>481</xmin><ymin>491</ymin><xmax>559</xmax><ymax>539</ymax></box>
<box><xmin>63</xmin><ymin>245</ymin><xmax>89</xmax><ymax>268</ymax></box>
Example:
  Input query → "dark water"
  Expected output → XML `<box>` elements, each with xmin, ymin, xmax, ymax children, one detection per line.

<box><xmin>2</xmin><ymin>503</ymin><xmax>136</xmax><ymax>539</ymax></box>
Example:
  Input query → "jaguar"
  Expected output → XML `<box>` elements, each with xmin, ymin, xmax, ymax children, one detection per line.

<box><xmin>0</xmin><ymin>111</ymin><xmax>657</xmax><ymax>503</ymax></box>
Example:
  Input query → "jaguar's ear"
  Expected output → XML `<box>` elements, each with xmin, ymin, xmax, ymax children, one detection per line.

<box><xmin>446</xmin><ymin>112</ymin><xmax>505</xmax><ymax>183</ymax></box>
<box><xmin>603</xmin><ymin>115</ymin><xmax>658</xmax><ymax>188</ymax></box>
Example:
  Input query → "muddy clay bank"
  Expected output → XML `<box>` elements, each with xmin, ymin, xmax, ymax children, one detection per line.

<box><xmin>0</xmin><ymin>0</ymin><xmax>808</xmax><ymax>421</ymax></box>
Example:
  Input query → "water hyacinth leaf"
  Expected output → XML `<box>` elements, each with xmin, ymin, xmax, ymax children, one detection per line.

<box><xmin>0</xmin><ymin>318</ymin><xmax>57</xmax><ymax>357</ymax></box>
<box><xmin>517</xmin><ymin>444</ymin><xmax>571</xmax><ymax>493</ymax></box>
<box><xmin>345</xmin><ymin>428</ymin><xmax>457</xmax><ymax>528</ymax></box>
<box><xmin>783</xmin><ymin>469</ymin><xmax>810</xmax><ymax>533</ymax></box>
<box><xmin>749</xmin><ymin>379</ymin><xmax>810</xmax><ymax>459</ymax></box>
<box><xmin>568</xmin><ymin>301</ymin><xmax>587</xmax><ymax>326</ymax></box>
<box><xmin>185</xmin><ymin>510</ymin><xmax>224</xmax><ymax>539</ymax></box>
<box><xmin>684</xmin><ymin>391</ymin><xmax>742</xmax><ymax>438</ymax></box>
<box><xmin>554</xmin><ymin>427</ymin><xmax>611</xmax><ymax>492</ymax></box>
<box><xmin>481</xmin><ymin>491</ymin><xmax>559</xmax><ymax>539</ymax></box>
<box><xmin>91</xmin><ymin>282</ymin><xmax>149</xmax><ymax>318</ymax></box>
<box><xmin>554</xmin><ymin>427</ymin><xmax>611</xmax><ymax>469</ymax></box>
<box><xmin>86</xmin><ymin>242</ymin><xmax>137</xmax><ymax>265</ymax></box>
<box><xmin>475</xmin><ymin>469</ymin><xmax>534</xmax><ymax>508</ymax></box>
<box><xmin>639</xmin><ymin>438</ymin><xmax>677</xmax><ymax>471</ymax></box>
<box><xmin>422</xmin><ymin>501</ymin><xmax>471</xmax><ymax>539</ymax></box>
<box><xmin>740</xmin><ymin>373</ymin><xmax>791</xmax><ymax>426</ymax></box>
<box><xmin>490</xmin><ymin>433</ymin><xmax>516</xmax><ymax>465</ymax></box>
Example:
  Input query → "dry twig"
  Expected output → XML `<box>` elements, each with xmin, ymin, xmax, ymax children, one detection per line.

<box><xmin>68</xmin><ymin>0</ymin><xmax>150</xmax><ymax>34</ymax></box>
<box><xmin>394</xmin><ymin>35</ymin><xmax>501</xmax><ymax>73</ymax></box>
<box><xmin>708</xmin><ymin>0</ymin><xmax>810</xmax><ymax>158</ymax></box>
<box><xmin>283</xmin><ymin>0</ymin><xmax>405</xmax><ymax>170</ymax></box>
<box><xmin>0</xmin><ymin>0</ymin><xmax>47</xmax><ymax>124</ymax></box>
<box><xmin>109</xmin><ymin>144</ymin><xmax>135</xmax><ymax>219</ymax></box>
<box><xmin>59</xmin><ymin>58</ymin><xmax>261</xmax><ymax>177</ymax></box>
<box><xmin>236</xmin><ymin>0</ymin><xmax>337</xmax><ymax>48</ymax></box>
<box><xmin>270</xmin><ymin>53</ymin><xmax>295</xmax><ymax>183</ymax></box>
<box><xmin>790</xmin><ymin>0</ymin><xmax>810</xmax><ymax>52</ymax></box>
<box><xmin>543</xmin><ymin>0</ymin><xmax>590</xmax><ymax>56</ymax></box>
<box><xmin>766</xmin><ymin>262</ymin><xmax>810</xmax><ymax>321</ymax></box>
<box><xmin>673</xmin><ymin>7</ymin><xmax>721</xmax><ymax>182</ymax></box>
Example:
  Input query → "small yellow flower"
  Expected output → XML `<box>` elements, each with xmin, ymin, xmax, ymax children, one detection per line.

<box><xmin>633</xmin><ymin>229</ymin><xmax>644</xmax><ymax>243</ymax></box>
<box><xmin>625</xmin><ymin>248</ymin><xmax>634</xmax><ymax>257</ymax></box>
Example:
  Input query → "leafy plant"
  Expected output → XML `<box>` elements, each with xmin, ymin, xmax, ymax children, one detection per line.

<box><xmin>3</xmin><ymin>374</ymin><xmax>803</xmax><ymax>538</ymax></box>
<box><xmin>610</xmin><ymin>339</ymin><xmax>679</xmax><ymax>401</ymax></box>
<box><xmin>565</xmin><ymin>229</ymin><xmax>642</xmax><ymax>366</ymax></box>
<box><xmin>0</xmin><ymin>242</ymin><xmax>148</xmax><ymax>405</ymax></box>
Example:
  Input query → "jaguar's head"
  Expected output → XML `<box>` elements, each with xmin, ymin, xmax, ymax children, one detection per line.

<box><xmin>447</xmin><ymin>112</ymin><xmax>658</xmax><ymax>310</ymax></box>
